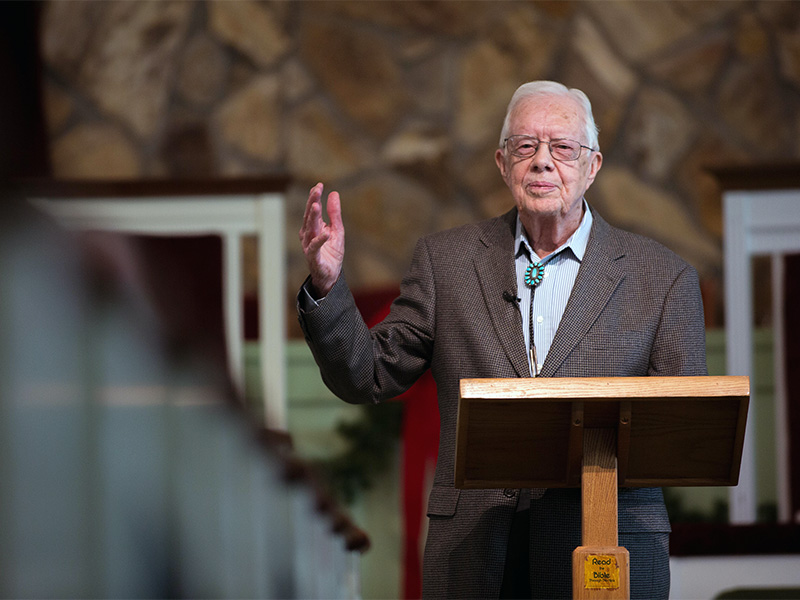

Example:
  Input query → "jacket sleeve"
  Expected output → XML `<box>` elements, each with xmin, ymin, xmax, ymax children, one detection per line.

<box><xmin>297</xmin><ymin>237</ymin><xmax>436</xmax><ymax>404</ymax></box>
<box><xmin>647</xmin><ymin>262</ymin><xmax>708</xmax><ymax>376</ymax></box>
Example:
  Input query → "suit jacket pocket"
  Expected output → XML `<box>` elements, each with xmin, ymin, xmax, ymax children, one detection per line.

<box><xmin>426</xmin><ymin>485</ymin><xmax>461</xmax><ymax>518</ymax></box>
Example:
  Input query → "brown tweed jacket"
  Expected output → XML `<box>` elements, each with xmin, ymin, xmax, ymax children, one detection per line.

<box><xmin>298</xmin><ymin>206</ymin><xmax>707</xmax><ymax>599</ymax></box>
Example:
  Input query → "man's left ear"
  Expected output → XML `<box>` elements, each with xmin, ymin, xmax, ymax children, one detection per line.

<box><xmin>587</xmin><ymin>151</ymin><xmax>603</xmax><ymax>184</ymax></box>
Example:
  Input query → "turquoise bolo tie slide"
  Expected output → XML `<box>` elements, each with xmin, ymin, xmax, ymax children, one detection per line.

<box><xmin>525</xmin><ymin>261</ymin><xmax>545</xmax><ymax>288</ymax></box>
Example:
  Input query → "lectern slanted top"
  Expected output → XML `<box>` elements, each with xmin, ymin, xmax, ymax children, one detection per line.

<box><xmin>455</xmin><ymin>376</ymin><xmax>749</xmax><ymax>491</ymax></box>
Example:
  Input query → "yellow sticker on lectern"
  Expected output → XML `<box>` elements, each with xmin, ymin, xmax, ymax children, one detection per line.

<box><xmin>584</xmin><ymin>555</ymin><xmax>620</xmax><ymax>589</ymax></box>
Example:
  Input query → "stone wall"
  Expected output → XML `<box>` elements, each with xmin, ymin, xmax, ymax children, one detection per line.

<box><xmin>40</xmin><ymin>0</ymin><xmax>800</xmax><ymax>326</ymax></box>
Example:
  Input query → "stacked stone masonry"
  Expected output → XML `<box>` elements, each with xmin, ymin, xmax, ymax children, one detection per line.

<box><xmin>40</xmin><ymin>0</ymin><xmax>800</xmax><ymax>326</ymax></box>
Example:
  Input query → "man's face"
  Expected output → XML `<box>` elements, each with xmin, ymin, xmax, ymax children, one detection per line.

<box><xmin>495</xmin><ymin>95</ymin><xmax>602</xmax><ymax>224</ymax></box>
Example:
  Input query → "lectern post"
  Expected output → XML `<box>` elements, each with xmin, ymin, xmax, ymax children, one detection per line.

<box><xmin>572</xmin><ymin>428</ymin><xmax>629</xmax><ymax>599</ymax></box>
<box><xmin>455</xmin><ymin>376</ymin><xmax>749</xmax><ymax>600</ymax></box>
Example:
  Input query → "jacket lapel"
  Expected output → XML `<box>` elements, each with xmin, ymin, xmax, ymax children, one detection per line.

<box><xmin>541</xmin><ymin>210</ymin><xmax>626</xmax><ymax>376</ymax></box>
<box><xmin>473</xmin><ymin>209</ymin><xmax>530</xmax><ymax>378</ymax></box>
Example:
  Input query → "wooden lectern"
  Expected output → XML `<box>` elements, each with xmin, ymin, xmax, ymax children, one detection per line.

<box><xmin>454</xmin><ymin>376</ymin><xmax>749</xmax><ymax>600</ymax></box>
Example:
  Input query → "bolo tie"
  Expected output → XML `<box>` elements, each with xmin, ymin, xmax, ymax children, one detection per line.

<box><xmin>524</xmin><ymin>260</ymin><xmax>545</xmax><ymax>377</ymax></box>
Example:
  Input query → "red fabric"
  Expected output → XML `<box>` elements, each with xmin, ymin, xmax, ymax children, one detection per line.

<box><xmin>354</xmin><ymin>287</ymin><xmax>440</xmax><ymax>600</ymax></box>
<box><xmin>398</xmin><ymin>373</ymin><xmax>439</xmax><ymax>599</ymax></box>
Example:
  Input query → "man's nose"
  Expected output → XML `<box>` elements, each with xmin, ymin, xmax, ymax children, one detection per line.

<box><xmin>529</xmin><ymin>142</ymin><xmax>554</xmax><ymax>170</ymax></box>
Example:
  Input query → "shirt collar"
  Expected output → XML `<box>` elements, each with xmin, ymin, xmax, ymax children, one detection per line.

<box><xmin>515</xmin><ymin>199</ymin><xmax>594</xmax><ymax>262</ymax></box>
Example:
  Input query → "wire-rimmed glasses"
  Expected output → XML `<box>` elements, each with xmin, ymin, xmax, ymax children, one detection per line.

<box><xmin>503</xmin><ymin>135</ymin><xmax>595</xmax><ymax>162</ymax></box>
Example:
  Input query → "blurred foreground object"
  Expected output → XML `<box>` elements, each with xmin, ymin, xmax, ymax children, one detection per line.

<box><xmin>0</xmin><ymin>195</ymin><xmax>366</xmax><ymax>599</ymax></box>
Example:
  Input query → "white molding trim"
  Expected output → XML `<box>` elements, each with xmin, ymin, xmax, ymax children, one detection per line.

<box><xmin>29</xmin><ymin>193</ymin><xmax>287</xmax><ymax>429</ymax></box>
<box><xmin>723</xmin><ymin>188</ymin><xmax>800</xmax><ymax>524</ymax></box>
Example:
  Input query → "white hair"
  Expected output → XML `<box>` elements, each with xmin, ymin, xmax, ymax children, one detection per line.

<box><xmin>499</xmin><ymin>81</ymin><xmax>599</xmax><ymax>151</ymax></box>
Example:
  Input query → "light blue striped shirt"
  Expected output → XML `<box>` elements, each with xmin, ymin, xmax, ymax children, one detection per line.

<box><xmin>515</xmin><ymin>202</ymin><xmax>593</xmax><ymax>375</ymax></box>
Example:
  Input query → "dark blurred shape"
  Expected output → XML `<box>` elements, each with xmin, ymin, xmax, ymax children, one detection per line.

<box><xmin>0</xmin><ymin>2</ymin><xmax>50</xmax><ymax>180</ymax></box>
<box><xmin>716</xmin><ymin>588</ymin><xmax>800</xmax><ymax>600</ymax></box>
<box><xmin>128</xmin><ymin>234</ymin><xmax>228</xmax><ymax>373</ymax></box>
<box><xmin>785</xmin><ymin>254</ymin><xmax>800</xmax><ymax>523</ymax></box>
<box><xmin>670</xmin><ymin>522</ymin><xmax>800</xmax><ymax>556</ymax></box>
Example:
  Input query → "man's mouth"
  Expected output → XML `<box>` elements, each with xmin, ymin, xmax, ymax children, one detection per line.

<box><xmin>527</xmin><ymin>181</ymin><xmax>557</xmax><ymax>191</ymax></box>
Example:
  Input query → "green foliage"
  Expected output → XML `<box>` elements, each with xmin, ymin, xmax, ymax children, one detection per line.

<box><xmin>664</xmin><ymin>488</ymin><xmax>780</xmax><ymax>524</ymax></box>
<box><xmin>663</xmin><ymin>487</ymin><xmax>729</xmax><ymax>523</ymax></box>
<box><xmin>313</xmin><ymin>401</ymin><xmax>404</xmax><ymax>504</ymax></box>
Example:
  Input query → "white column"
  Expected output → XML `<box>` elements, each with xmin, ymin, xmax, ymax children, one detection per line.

<box><xmin>724</xmin><ymin>192</ymin><xmax>757</xmax><ymax>523</ymax></box>
<box><xmin>257</xmin><ymin>194</ymin><xmax>286</xmax><ymax>429</ymax></box>
<box><xmin>223</xmin><ymin>233</ymin><xmax>244</xmax><ymax>397</ymax></box>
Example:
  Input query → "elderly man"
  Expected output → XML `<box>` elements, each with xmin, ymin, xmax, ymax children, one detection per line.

<box><xmin>298</xmin><ymin>81</ymin><xmax>707</xmax><ymax>599</ymax></box>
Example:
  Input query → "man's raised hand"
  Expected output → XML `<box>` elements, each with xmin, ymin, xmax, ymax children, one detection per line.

<box><xmin>299</xmin><ymin>182</ymin><xmax>345</xmax><ymax>298</ymax></box>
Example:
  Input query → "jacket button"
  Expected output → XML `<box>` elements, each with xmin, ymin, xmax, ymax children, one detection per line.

<box><xmin>503</xmin><ymin>489</ymin><xmax>516</xmax><ymax>498</ymax></box>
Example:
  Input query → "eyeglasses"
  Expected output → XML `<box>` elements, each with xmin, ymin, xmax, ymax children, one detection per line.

<box><xmin>503</xmin><ymin>135</ymin><xmax>595</xmax><ymax>162</ymax></box>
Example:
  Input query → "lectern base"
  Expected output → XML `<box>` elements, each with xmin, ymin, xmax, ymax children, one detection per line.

<box><xmin>572</xmin><ymin>546</ymin><xmax>630</xmax><ymax>600</ymax></box>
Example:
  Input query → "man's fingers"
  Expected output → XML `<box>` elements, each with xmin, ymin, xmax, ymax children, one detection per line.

<box><xmin>300</xmin><ymin>183</ymin><xmax>324</xmax><ymax>241</ymax></box>
<box><xmin>306</xmin><ymin>229</ymin><xmax>330</xmax><ymax>254</ymax></box>
<box><xmin>303</xmin><ymin>182</ymin><xmax>323</xmax><ymax>224</ymax></box>
<box><xmin>300</xmin><ymin>189</ymin><xmax>325</xmax><ymax>243</ymax></box>
<box><xmin>325</xmin><ymin>191</ymin><xmax>344</xmax><ymax>235</ymax></box>
<box><xmin>301</xmin><ymin>184</ymin><xmax>345</xmax><ymax>249</ymax></box>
